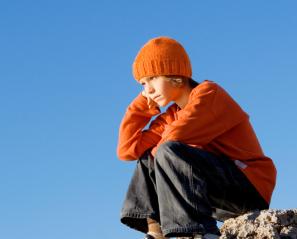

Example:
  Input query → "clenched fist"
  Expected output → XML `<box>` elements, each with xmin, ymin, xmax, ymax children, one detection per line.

<box><xmin>141</xmin><ymin>90</ymin><xmax>159</xmax><ymax>109</ymax></box>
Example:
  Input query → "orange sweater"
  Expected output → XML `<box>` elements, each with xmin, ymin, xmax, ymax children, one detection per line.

<box><xmin>117</xmin><ymin>80</ymin><xmax>277</xmax><ymax>204</ymax></box>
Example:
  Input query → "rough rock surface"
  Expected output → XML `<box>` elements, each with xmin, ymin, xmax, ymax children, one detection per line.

<box><xmin>220</xmin><ymin>209</ymin><xmax>297</xmax><ymax>239</ymax></box>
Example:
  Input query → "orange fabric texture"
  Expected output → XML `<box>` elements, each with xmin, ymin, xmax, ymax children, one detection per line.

<box><xmin>117</xmin><ymin>80</ymin><xmax>277</xmax><ymax>204</ymax></box>
<box><xmin>132</xmin><ymin>36</ymin><xmax>192</xmax><ymax>81</ymax></box>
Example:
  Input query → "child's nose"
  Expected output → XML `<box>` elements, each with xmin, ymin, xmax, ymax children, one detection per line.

<box><xmin>146</xmin><ymin>86</ymin><xmax>154</xmax><ymax>94</ymax></box>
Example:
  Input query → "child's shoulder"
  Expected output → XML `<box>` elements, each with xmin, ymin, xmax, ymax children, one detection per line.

<box><xmin>191</xmin><ymin>80</ymin><xmax>220</xmax><ymax>97</ymax></box>
<box><xmin>198</xmin><ymin>79</ymin><xmax>220</xmax><ymax>89</ymax></box>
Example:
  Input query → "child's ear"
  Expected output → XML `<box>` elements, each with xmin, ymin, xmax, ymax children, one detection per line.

<box><xmin>175</xmin><ymin>77</ymin><xmax>185</xmax><ymax>88</ymax></box>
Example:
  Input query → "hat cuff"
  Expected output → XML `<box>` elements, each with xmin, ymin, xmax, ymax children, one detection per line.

<box><xmin>133</xmin><ymin>59</ymin><xmax>192</xmax><ymax>81</ymax></box>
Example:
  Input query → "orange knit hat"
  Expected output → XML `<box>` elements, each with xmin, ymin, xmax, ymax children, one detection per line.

<box><xmin>132</xmin><ymin>36</ymin><xmax>192</xmax><ymax>81</ymax></box>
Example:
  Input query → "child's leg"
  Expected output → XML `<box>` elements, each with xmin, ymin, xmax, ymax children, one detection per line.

<box><xmin>120</xmin><ymin>150</ymin><xmax>160</xmax><ymax>234</ymax></box>
<box><xmin>153</xmin><ymin>141</ymin><xmax>268</xmax><ymax>237</ymax></box>
<box><xmin>146</xmin><ymin>218</ymin><xmax>168</xmax><ymax>239</ymax></box>
<box><xmin>153</xmin><ymin>141</ymin><xmax>218</xmax><ymax>237</ymax></box>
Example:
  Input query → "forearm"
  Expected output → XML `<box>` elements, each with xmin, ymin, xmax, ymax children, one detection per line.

<box><xmin>117</xmin><ymin>93</ymin><xmax>161</xmax><ymax>160</ymax></box>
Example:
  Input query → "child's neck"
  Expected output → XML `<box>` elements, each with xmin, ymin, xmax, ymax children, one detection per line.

<box><xmin>175</xmin><ymin>85</ymin><xmax>194</xmax><ymax>109</ymax></box>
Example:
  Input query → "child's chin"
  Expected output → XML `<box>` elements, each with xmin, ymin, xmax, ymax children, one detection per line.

<box><xmin>158</xmin><ymin>102</ymin><xmax>168</xmax><ymax>107</ymax></box>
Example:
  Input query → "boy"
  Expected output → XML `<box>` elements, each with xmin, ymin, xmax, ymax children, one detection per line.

<box><xmin>117</xmin><ymin>36</ymin><xmax>277</xmax><ymax>239</ymax></box>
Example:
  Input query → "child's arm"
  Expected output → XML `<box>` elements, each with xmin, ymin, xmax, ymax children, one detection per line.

<box><xmin>117</xmin><ymin>92</ymin><xmax>170</xmax><ymax>160</ymax></box>
<box><xmin>154</xmin><ymin>82</ymin><xmax>248</xmax><ymax>152</ymax></box>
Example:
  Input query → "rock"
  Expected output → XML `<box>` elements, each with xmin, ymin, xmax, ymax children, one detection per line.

<box><xmin>220</xmin><ymin>209</ymin><xmax>297</xmax><ymax>239</ymax></box>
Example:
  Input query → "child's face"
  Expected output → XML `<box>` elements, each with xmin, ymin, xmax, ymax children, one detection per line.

<box><xmin>139</xmin><ymin>76</ymin><xmax>182</xmax><ymax>107</ymax></box>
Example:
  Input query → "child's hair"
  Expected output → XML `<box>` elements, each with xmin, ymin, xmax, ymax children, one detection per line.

<box><xmin>165</xmin><ymin>75</ymin><xmax>199</xmax><ymax>89</ymax></box>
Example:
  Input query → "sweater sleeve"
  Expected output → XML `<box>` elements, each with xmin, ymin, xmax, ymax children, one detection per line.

<box><xmin>117</xmin><ymin>92</ymin><xmax>168</xmax><ymax>160</ymax></box>
<box><xmin>157</xmin><ymin>82</ymin><xmax>248</xmax><ymax>148</ymax></box>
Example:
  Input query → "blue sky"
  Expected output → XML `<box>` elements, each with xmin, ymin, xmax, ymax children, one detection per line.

<box><xmin>0</xmin><ymin>1</ymin><xmax>296</xmax><ymax>238</ymax></box>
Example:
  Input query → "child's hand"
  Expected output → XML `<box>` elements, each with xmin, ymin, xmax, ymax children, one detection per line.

<box><xmin>141</xmin><ymin>90</ymin><xmax>159</xmax><ymax>109</ymax></box>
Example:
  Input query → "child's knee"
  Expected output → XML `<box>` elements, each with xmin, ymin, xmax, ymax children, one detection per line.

<box><xmin>155</xmin><ymin>141</ymin><xmax>181</xmax><ymax>156</ymax></box>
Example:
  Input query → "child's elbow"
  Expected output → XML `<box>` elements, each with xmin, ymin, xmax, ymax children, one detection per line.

<box><xmin>117</xmin><ymin>148</ymin><xmax>138</xmax><ymax>161</ymax></box>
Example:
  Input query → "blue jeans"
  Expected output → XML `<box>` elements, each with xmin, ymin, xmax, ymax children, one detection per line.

<box><xmin>120</xmin><ymin>141</ymin><xmax>268</xmax><ymax>237</ymax></box>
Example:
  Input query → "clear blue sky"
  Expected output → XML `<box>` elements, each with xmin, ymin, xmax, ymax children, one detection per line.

<box><xmin>0</xmin><ymin>1</ymin><xmax>296</xmax><ymax>238</ymax></box>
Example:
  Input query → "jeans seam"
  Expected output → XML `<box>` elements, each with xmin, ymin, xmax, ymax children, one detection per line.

<box><xmin>189</xmin><ymin>165</ymin><xmax>197</xmax><ymax>210</ymax></box>
<box><xmin>162</xmin><ymin>224</ymin><xmax>205</xmax><ymax>236</ymax></box>
<box><xmin>121</xmin><ymin>212</ymin><xmax>156</xmax><ymax>219</ymax></box>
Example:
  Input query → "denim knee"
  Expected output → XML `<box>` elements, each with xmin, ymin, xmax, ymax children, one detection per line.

<box><xmin>154</xmin><ymin>141</ymin><xmax>185</xmax><ymax>170</ymax></box>
<box><xmin>155</xmin><ymin>141</ymin><xmax>180</xmax><ymax>162</ymax></box>
<box><xmin>155</xmin><ymin>140</ymin><xmax>182</xmax><ymax>154</ymax></box>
